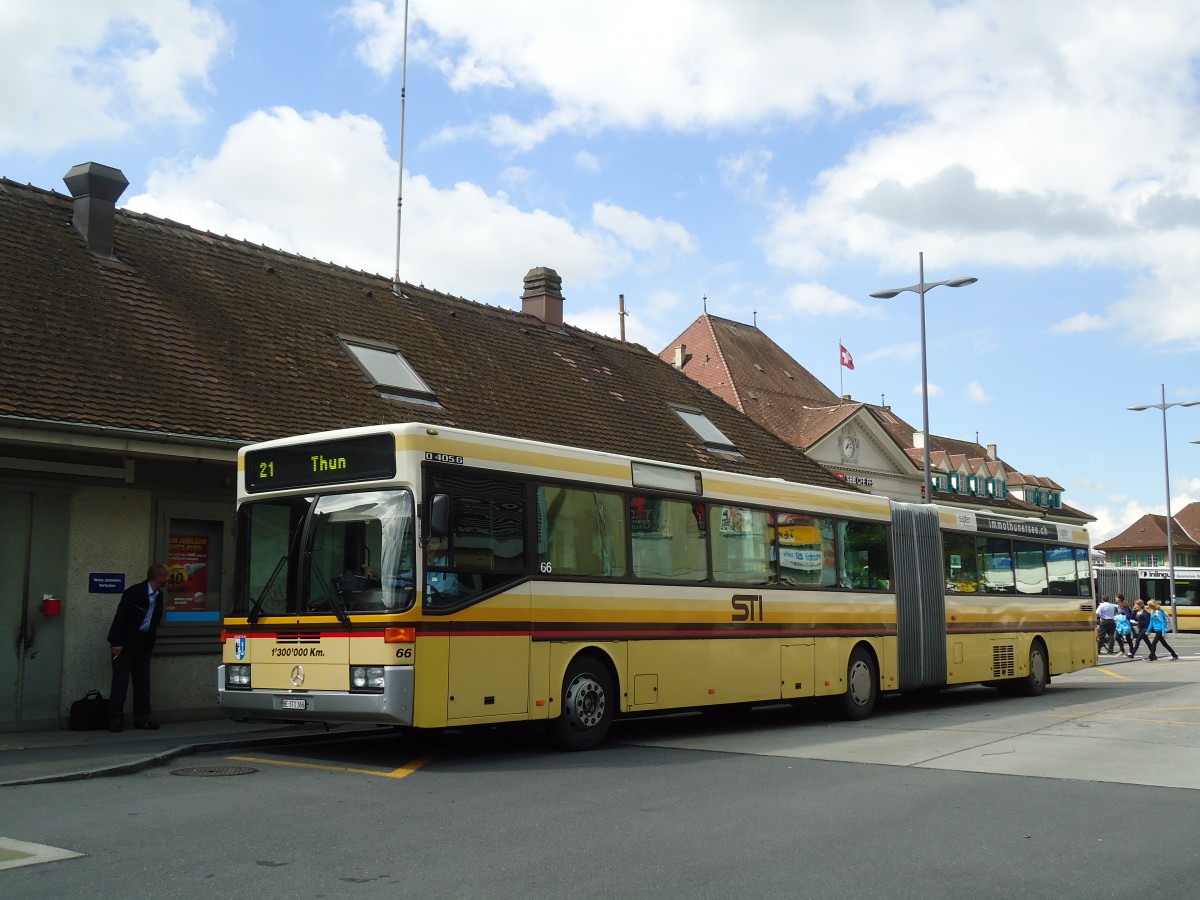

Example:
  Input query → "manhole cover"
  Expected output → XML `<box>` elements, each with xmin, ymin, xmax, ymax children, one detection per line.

<box><xmin>171</xmin><ymin>765</ymin><xmax>258</xmax><ymax>777</ymax></box>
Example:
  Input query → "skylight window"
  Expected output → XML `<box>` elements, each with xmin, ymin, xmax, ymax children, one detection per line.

<box><xmin>341</xmin><ymin>338</ymin><xmax>439</xmax><ymax>405</ymax></box>
<box><xmin>671</xmin><ymin>406</ymin><xmax>739</xmax><ymax>454</ymax></box>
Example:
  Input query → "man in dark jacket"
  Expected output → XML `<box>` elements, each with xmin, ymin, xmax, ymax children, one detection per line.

<box><xmin>108</xmin><ymin>563</ymin><xmax>170</xmax><ymax>732</ymax></box>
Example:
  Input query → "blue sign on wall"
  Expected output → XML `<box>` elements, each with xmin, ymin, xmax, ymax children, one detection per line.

<box><xmin>89</xmin><ymin>573</ymin><xmax>126</xmax><ymax>594</ymax></box>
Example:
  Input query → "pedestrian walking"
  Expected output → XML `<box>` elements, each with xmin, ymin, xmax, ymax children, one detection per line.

<box><xmin>1127</xmin><ymin>599</ymin><xmax>1153</xmax><ymax>659</ymax></box>
<box><xmin>1145</xmin><ymin>599</ymin><xmax>1180</xmax><ymax>662</ymax></box>
<box><xmin>1114</xmin><ymin>593</ymin><xmax>1134</xmax><ymax>656</ymax></box>
<box><xmin>1095</xmin><ymin>595</ymin><xmax>1118</xmax><ymax>654</ymax></box>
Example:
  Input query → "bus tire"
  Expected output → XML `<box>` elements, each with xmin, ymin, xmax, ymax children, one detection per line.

<box><xmin>1010</xmin><ymin>641</ymin><xmax>1049</xmax><ymax>697</ymax></box>
<box><xmin>547</xmin><ymin>653</ymin><xmax>615</xmax><ymax>751</ymax></box>
<box><xmin>833</xmin><ymin>645</ymin><xmax>878</xmax><ymax>721</ymax></box>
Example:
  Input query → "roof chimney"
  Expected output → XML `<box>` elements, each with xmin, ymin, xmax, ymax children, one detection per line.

<box><xmin>673</xmin><ymin>343</ymin><xmax>687</xmax><ymax>368</ymax></box>
<box><xmin>63</xmin><ymin>162</ymin><xmax>128</xmax><ymax>258</ymax></box>
<box><xmin>986</xmin><ymin>443</ymin><xmax>997</xmax><ymax>460</ymax></box>
<box><xmin>913</xmin><ymin>431</ymin><xmax>925</xmax><ymax>450</ymax></box>
<box><xmin>522</xmin><ymin>266</ymin><xmax>564</xmax><ymax>327</ymax></box>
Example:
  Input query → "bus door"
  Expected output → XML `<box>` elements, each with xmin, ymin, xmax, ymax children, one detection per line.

<box><xmin>425</xmin><ymin>468</ymin><xmax>532</xmax><ymax>721</ymax></box>
<box><xmin>445</xmin><ymin>583</ymin><xmax>532</xmax><ymax>720</ymax></box>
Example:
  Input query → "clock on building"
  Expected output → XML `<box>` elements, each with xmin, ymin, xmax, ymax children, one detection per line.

<box><xmin>841</xmin><ymin>432</ymin><xmax>856</xmax><ymax>460</ymax></box>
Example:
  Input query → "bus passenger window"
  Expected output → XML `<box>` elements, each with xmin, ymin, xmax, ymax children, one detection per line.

<box><xmin>1075</xmin><ymin>548</ymin><xmax>1092</xmax><ymax>597</ymax></box>
<box><xmin>711</xmin><ymin>506</ymin><xmax>774</xmax><ymax>584</ymax></box>
<box><xmin>423</xmin><ymin>470</ymin><xmax>525</xmax><ymax>608</ymax></box>
<box><xmin>1014</xmin><ymin>541</ymin><xmax>1049</xmax><ymax>596</ymax></box>
<box><xmin>1047</xmin><ymin>546</ymin><xmax>1080</xmax><ymax>596</ymax></box>
<box><xmin>631</xmin><ymin>495</ymin><xmax>708</xmax><ymax>582</ymax></box>
<box><xmin>837</xmin><ymin>520</ymin><xmax>890</xmax><ymax>590</ymax></box>
<box><xmin>776</xmin><ymin>514</ymin><xmax>835</xmax><ymax>586</ymax></box>
<box><xmin>944</xmin><ymin>532</ymin><xmax>983</xmax><ymax>593</ymax></box>
<box><xmin>537</xmin><ymin>485</ymin><xmax>627</xmax><ymax>577</ymax></box>
<box><xmin>981</xmin><ymin>538</ymin><xmax>1015</xmax><ymax>593</ymax></box>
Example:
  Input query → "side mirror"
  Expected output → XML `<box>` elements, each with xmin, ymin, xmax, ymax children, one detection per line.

<box><xmin>429</xmin><ymin>493</ymin><xmax>450</xmax><ymax>539</ymax></box>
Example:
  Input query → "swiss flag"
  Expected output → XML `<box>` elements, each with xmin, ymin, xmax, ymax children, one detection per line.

<box><xmin>840</xmin><ymin>344</ymin><xmax>855</xmax><ymax>370</ymax></box>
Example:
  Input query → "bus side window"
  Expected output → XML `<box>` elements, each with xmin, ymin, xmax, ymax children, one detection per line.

<box><xmin>423</xmin><ymin>470</ymin><xmax>525</xmax><ymax>608</ymax></box>
<box><xmin>944</xmin><ymin>532</ymin><xmax>982</xmax><ymax>594</ymax></box>
<box><xmin>537</xmin><ymin>484</ymin><xmax>627</xmax><ymax>578</ymax></box>
<box><xmin>710</xmin><ymin>505</ymin><xmax>774</xmax><ymax>584</ymax></box>
<box><xmin>838</xmin><ymin>520</ymin><xmax>890</xmax><ymax>590</ymax></box>
<box><xmin>776</xmin><ymin>514</ymin><xmax>835</xmax><ymax>587</ymax></box>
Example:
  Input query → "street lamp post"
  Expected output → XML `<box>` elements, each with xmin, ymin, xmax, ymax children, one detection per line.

<box><xmin>871</xmin><ymin>252</ymin><xmax>977</xmax><ymax>503</ymax></box>
<box><xmin>1129</xmin><ymin>385</ymin><xmax>1199</xmax><ymax>633</ymax></box>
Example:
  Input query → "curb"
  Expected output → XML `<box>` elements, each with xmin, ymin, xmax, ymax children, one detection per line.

<box><xmin>0</xmin><ymin>725</ymin><xmax>381</xmax><ymax>788</ymax></box>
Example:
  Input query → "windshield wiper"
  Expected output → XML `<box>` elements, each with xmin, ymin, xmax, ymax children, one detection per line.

<box><xmin>249</xmin><ymin>554</ymin><xmax>287</xmax><ymax>625</ymax></box>
<box><xmin>309</xmin><ymin>563</ymin><xmax>351</xmax><ymax>625</ymax></box>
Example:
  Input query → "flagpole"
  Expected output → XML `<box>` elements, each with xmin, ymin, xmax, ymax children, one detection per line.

<box><xmin>839</xmin><ymin>338</ymin><xmax>843</xmax><ymax>397</ymax></box>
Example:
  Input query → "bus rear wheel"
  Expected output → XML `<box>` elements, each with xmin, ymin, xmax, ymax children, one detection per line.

<box><xmin>547</xmin><ymin>654</ymin><xmax>614</xmax><ymax>751</ymax></box>
<box><xmin>833</xmin><ymin>646</ymin><xmax>879</xmax><ymax>721</ymax></box>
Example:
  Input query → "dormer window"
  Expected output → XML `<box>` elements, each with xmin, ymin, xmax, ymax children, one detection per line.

<box><xmin>340</xmin><ymin>337</ymin><xmax>440</xmax><ymax>406</ymax></box>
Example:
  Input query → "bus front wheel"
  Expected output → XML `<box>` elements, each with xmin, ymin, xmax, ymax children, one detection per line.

<box><xmin>547</xmin><ymin>654</ymin><xmax>614</xmax><ymax>751</ymax></box>
<box><xmin>833</xmin><ymin>646</ymin><xmax>879</xmax><ymax>721</ymax></box>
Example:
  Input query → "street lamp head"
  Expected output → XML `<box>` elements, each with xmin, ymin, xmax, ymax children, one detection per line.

<box><xmin>869</xmin><ymin>277</ymin><xmax>978</xmax><ymax>300</ymax></box>
<box><xmin>1128</xmin><ymin>400</ymin><xmax>1200</xmax><ymax>412</ymax></box>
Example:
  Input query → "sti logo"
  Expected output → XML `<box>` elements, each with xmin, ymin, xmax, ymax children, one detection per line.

<box><xmin>234</xmin><ymin>636</ymin><xmax>247</xmax><ymax>661</ymax></box>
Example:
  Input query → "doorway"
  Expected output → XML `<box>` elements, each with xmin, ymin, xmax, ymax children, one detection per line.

<box><xmin>0</xmin><ymin>490</ymin><xmax>69</xmax><ymax>727</ymax></box>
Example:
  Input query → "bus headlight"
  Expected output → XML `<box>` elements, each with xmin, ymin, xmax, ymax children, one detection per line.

<box><xmin>226</xmin><ymin>665</ymin><xmax>251</xmax><ymax>688</ymax></box>
<box><xmin>350</xmin><ymin>666</ymin><xmax>385</xmax><ymax>691</ymax></box>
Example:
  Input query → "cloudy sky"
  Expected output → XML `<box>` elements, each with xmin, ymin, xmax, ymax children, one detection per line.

<box><xmin>3</xmin><ymin>0</ymin><xmax>1200</xmax><ymax>542</ymax></box>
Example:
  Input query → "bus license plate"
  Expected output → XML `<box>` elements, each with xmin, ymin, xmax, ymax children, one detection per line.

<box><xmin>280</xmin><ymin>698</ymin><xmax>307</xmax><ymax>710</ymax></box>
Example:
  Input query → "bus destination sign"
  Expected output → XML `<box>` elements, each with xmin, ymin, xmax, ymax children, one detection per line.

<box><xmin>245</xmin><ymin>433</ymin><xmax>396</xmax><ymax>493</ymax></box>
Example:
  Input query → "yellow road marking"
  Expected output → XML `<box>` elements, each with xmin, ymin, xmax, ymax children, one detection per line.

<box><xmin>228</xmin><ymin>753</ymin><xmax>434</xmax><ymax>779</ymax></box>
<box><xmin>1094</xmin><ymin>667</ymin><xmax>1130</xmax><ymax>680</ymax></box>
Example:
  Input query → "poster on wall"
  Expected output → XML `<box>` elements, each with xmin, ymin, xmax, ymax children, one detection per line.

<box><xmin>167</xmin><ymin>534</ymin><xmax>209</xmax><ymax>612</ymax></box>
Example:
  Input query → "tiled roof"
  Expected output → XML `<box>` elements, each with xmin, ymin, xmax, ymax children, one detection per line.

<box><xmin>1095</xmin><ymin>513</ymin><xmax>1200</xmax><ymax>552</ymax></box>
<box><xmin>657</xmin><ymin>311</ymin><xmax>1094</xmax><ymax>523</ymax></box>
<box><xmin>658</xmin><ymin>314</ymin><xmax>844</xmax><ymax>447</ymax></box>
<box><xmin>0</xmin><ymin>176</ymin><xmax>849</xmax><ymax>491</ymax></box>
<box><xmin>1174</xmin><ymin>502</ymin><xmax>1200</xmax><ymax>544</ymax></box>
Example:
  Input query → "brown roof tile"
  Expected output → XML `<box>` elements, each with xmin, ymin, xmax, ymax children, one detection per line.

<box><xmin>0</xmin><ymin>176</ymin><xmax>848</xmax><ymax>491</ymax></box>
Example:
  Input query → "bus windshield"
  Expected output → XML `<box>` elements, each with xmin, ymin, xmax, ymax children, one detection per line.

<box><xmin>234</xmin><ymin>489</ymin><xmax>416</xmax><ymax>617</ymax></box>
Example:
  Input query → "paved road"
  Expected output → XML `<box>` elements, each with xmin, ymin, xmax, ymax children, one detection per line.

<box><xmin>615</xmin><ymin>650</ymin><xmax>1200</xmax><ymax>789</ymax></box>
<box><xmin>1</xmin><ymin>641</ymin><xmax>1196</xmax><ymax>898</ymax></box>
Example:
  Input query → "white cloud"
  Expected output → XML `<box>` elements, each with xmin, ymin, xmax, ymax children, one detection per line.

<box><xmin>719</xmin><ymin>149</ymin><xmax>773</xmax><ymax>202</ymax></box>
<box><xmin>573</xmin><ymin>151</ymin><xmax>600</xmax><ymax>173</ymax></box>
<box><xmin>966</xmin><ymin>381</ymin><xmax>992</xmax><ymax>403</ymax></box>
<box><xmin>1052</xmin><ymin>311</ymin><xmax>1110</xmax><ymax>333</ymax></box>
<box><xmin>571</xmin><ymin>289</ymin><xmax>682</xmax><ymax>348</ymax></box>
<box><xmin>342</xmin><ymin>2</ymin><xmax>1200</xmax><ymax>342</ymax></box>
<box><xmin>0</xmin><ymin>0</ymin><xmax>227</xmax><ymax>153</ymax></box>
<box><xmin>784</xmin><ymin>282</ymin><xmax>875</xmax><ymax>317</ymax></box>
<box><xmin>592</xmin><ymin>202</ymin><xmax>695</xmax><ymax>256</ymax></box>
<box><xmin>126</xmin><ymin>106</ymin><xmax>619</xmax><ymax>304</ymax></box>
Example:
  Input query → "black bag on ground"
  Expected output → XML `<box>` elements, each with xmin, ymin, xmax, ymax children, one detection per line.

<box><xmin>69</xmin><ymin>690</ymin><xmax>109</xmax><ymax>731</ymax></box>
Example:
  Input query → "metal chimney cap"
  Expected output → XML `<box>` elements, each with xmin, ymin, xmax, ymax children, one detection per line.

<box><xmin>63</xmin><ymin>162</ymin><xmax>129</xmax><ymax>202</ymax></box>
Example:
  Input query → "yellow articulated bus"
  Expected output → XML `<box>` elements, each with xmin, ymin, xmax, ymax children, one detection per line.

<box><xmin>219</xmin><ymin>423</ymin><xmax>1097</xmax><ymax>750</ymax></box>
